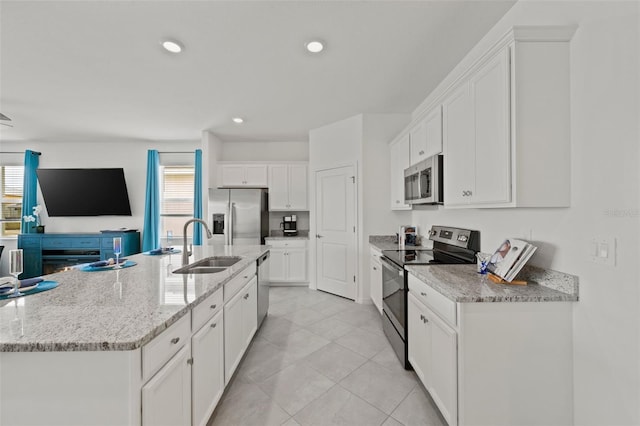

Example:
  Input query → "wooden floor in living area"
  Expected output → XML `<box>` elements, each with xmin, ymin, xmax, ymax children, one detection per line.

<box><xmin>208</xmin><ymin>286</ymin><xmax>446</xmax><ymax>426</ymax></box>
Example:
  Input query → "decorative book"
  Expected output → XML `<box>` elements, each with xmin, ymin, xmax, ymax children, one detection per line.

<box><xmin>486</xmin><ymin>238</ymin><xmax>537</xmax><ymax>282</ymax></box>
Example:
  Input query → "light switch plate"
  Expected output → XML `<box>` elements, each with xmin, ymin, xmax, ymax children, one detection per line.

<box><xmin>588</xmin><ymin>237</ymin><xmax>616</xmax><ymax>266</ymax></box>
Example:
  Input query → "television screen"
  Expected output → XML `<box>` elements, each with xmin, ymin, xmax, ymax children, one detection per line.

<box><xmin>36</xmin><ymin>168</ymin><xmax>132</xmax><ymax>216</ymax></box>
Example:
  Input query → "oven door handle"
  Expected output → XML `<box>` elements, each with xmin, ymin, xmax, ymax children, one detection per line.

<box><xmin>380</xmin><ymin>257</ymin><xmax>404</xmax><ymax>277</ymax></box>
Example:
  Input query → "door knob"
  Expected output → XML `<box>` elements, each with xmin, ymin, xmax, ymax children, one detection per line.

<box><xmin>316</xmin><ymin>234</ymin><xmax>323</xmax><ymax>238</ymax></box>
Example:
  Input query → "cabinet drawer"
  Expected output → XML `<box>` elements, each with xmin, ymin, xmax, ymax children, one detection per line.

<box><xmin>408</xmin><ymin>273</ymin><xmax>456</xmax><ymax>326</ymax></box>
<box><xmin>42</xmin><ymin>237</ymin><xmax>101</xmax><ymax>249</ymax></box>
<box><xmin>192</xmin><ymin>288</ymin><xmax>223</xmax><ymax>332</ymax></box>
<box><xmin>266</xmin><ymin>239</ymin><xmax>307</xmax><ymax>249</ymax></box>
<box><xmin>224</xmin><ymin>263</ymin><xmax>257</xmax><ymax>303</ymax></box>
<box><xmin>142</xmin><ymin>312</ymin><xmax>191</xmax><ymax>382</ymax></box>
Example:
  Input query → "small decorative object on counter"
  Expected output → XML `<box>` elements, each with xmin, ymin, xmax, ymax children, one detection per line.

<box><xmin>476</xmin><ymin>252</ymin><xmax>491</xmax><ymax>274</ymax></box>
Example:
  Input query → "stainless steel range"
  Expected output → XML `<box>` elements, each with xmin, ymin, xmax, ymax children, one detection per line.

<box><xmin>381</xmin><ymin>225</ymin><xmax>480</xmax><ymax>369</ymax></box>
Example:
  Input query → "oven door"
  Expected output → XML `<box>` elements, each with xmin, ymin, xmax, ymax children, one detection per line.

<box><xmin>381</xmin><ymin>256</ymin><xmax>406</xmax><ymax>336</ymax></box>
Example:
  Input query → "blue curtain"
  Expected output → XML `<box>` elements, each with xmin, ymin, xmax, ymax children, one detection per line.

<box><xmin>193</xmin><ymin>149</ymin><xmax>203</xmax><ymax>245</ymax></box>
<box><xmin>142</xmin><ymin>150</ymin><xmax>160</xmax><ymax>251</ymax></box>
<box><xmin>21</xmin><ymin>150</ymin><xmax>41</xmax><ymax>233</ymax></box>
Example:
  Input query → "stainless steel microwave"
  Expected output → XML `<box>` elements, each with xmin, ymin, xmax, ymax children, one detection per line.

<box><xmin>404</xmin><ymin>154</ymin><xmax>443</xmax><ymax>205</ymax></box>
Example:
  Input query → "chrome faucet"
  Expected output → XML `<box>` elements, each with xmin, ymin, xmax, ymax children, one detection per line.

<box><xmin>182</xmin><ymin>218</ymin><xmax>213</xmax><ymax>266</ymax></box>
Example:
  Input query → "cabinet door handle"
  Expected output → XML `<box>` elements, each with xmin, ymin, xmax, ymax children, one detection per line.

<box><xmin>210</xmin><ymin>304</ymin><xmax>217</xmax><ymax>310</ymax></box>
<box><xmin>187</xmin><ymin>358</ymin><xmax>193</xmax><ymax>365</ymax></box>
<box><xmin>211</xmin><ymin>323</ymin><xmax>217</xmax><ymax>329</ymax></box>
<box><xmin>420</xmin><ymin>292</ymin><xmax>427</xmax><ymax>297</ymax></box>
<box><xmin>395</xmin><ymin>200</ymin><xmax>400</xmax><ymax>204</ymax></box>
<box><xmin>244</xmin><ymin>293</ymin><xmax>249</xmax><ymax>299</ymax></box>
<box><xmin>316</xmin><ymin>234</ymin><xmax>323</xmax><ymax>238</ymax></box>
<box><xmin>373</xmin><ymin>267</ymin><xmax>377</xmax><ymax>271</ymax></box>
<box><xmin>420</xmin><ymin>314</ymin><xmax>425</xmax><ymax>321</ymax></box>
<box><xmin>170</xmin><ymin>337</ymin><xmax>180</xmax><ymax>345</ymax></box>
<box><xmin>424</xmin><ymin>318</ymin><xmax>429</xmax><ymax>324</ymax></box>
<box><xmin>419</xmin><ymin>150</ymin><xmax>425</xmax><ymax>155</ymax></box>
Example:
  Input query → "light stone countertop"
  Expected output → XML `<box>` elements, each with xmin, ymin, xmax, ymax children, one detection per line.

<box><xmin>266</xmin><ymin>230</ymin><xmax>309</xmax><ymax>240</ymax></box>
<box><xmin>369</xmin><ymin>235</ymin><xmax>425</xmax><ymax>251</ymax></box>
<box><xmin>406</xmin><ymin>264</ymin><xmax>579</xmax><ymax>303</ymax></box>
<box><xmin>0</xmin><ymin>244</ymin><xmax>268</xmax><ymax>352</ymax></box>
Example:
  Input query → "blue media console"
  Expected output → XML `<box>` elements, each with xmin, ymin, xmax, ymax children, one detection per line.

<box><xmin>17</xmin><ymin>231</ymin><xmax>141</xmax><ymax>278</ymax></box>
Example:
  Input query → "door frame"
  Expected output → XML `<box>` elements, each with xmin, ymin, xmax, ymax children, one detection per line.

<box><xmin>309</xmin><ymin>162</ymin><xmax>359</xmax><ymax>300</ymax></box>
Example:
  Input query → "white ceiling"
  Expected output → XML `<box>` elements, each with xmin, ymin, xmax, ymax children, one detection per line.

<box><xmin>0</xmin><ymin>0</ymin><xmax>515</xmax><ymax>143</ymax></box>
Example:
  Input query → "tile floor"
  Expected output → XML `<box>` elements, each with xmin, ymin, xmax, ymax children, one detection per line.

<box><xmin>208</xmin><ymin>286</ymin><xmax>446</xmax><ymax>426</ymax></box>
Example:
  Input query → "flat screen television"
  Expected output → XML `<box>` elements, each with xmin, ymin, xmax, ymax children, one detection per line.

<box><xmin>36</xmin><ymin>168</ymin><xmax>132</xmax><ymax>216</ymax></box>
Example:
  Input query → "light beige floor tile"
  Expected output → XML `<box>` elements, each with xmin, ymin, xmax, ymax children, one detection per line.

<box><xmin>283</xmin><ymin>306</ymin><xmax>331</xmax><ymax>327</ymax></box>
<box><xmin>282</xmin><ymin>417</ymin><xmax>302</xmax><ymax>426</ymax></box>
<box><xmin>209</xmin><ymin>382</ymin><xmax>290</xmax><ymax>426</ymax></box>
<box><xmin>334</xmin><ymin>328</ymin><xmax>391</xmax><ymax>359</ymax></box>
<box><xmin>309</xmin><ymin>298</ymin><xmax>354</xmax><ymax>317</ymax></box>
<box><xmin>340</xmin><ymin>361</ymin><xmax>417</xmax><ymax>415</ymax></box>
<box><xmin>330</xmin><ymin>305</ymin><xmax>383</xmax><ymax>328</ymax></box>
<box><xmin>294</xmin><ymin>384</ymin><xmax>387</xmax><ymax>426</ymax></box>
<box><xmin>303</xmin><ymin>342</ymin><xmax>368</xmax><ymax>382</ymax></box>
<box><xmin>270</xmin><ymin>328</ymin><xmax>331</xmax><ymax>359</ymax></box>
<box><xmin>304</xmin><ymin>317</ymin><xmax>355</xmax><ymax>341</ymax></box>
<box><xmin>237</xmin><ymin>338</ymin><xmax>298</xmax><ymax>383</ymax></box>
<box><xmin>390</xmin><ymin>387</ymin><xmax>446</xmax><ymax>426</ymax></box>
<box><xmin>258</xmin><ymin>362</ymin><xmax>336</xmax><ymax>416</ymax></box>
<box><xmin>381</xmin><ymin>416</ymin><xmax>404</xmax><ymax>426</ymax></box>
<box><xmin>258</xmin><ymin>316</ymin><xmax>301</xmax><ymax>344</ymax></box>
<box><xmin>371</xmin><ymin>346</ymin><xmax>419</xmax><ymax>383</ymax></box>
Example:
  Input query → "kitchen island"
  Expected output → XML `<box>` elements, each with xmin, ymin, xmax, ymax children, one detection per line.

<box><xmin>0</xmin><ymin>244</ymin><xmax>269</xmax><ymax>426</ymax></box>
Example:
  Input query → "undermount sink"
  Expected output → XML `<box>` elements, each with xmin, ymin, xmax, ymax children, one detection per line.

<box><xmin>172</xmin><ymin>256</ymin><xmax>242</xmax><ymax>275</ymax></box>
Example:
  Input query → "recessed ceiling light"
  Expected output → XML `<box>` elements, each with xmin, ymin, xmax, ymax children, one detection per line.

<box><xmin>232</xmin><ymin>117</ymin><xmax>244</xmax><ymax>124</ymax></box>
<box><xmin>161</xmin><ymin>39</ymin><xmax>183</xmax><ymax>53</ymax></box>
<box><xmin>305</xmin><ymin>40</ymin><xmax>324</xmax><ymax>53</ymax></box>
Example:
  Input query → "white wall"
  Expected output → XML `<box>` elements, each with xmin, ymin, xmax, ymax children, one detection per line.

<box><xmin>0</xmin><ymin>139</ymin><xmax>200</xmax><ymax>275</ymax></box>
<box><xmin>409</xmin><ymin>2</ymin><xmax>639</xmax><ymax>424</ymax></box>
<box><xmin>221</xmin><ymin>140</ymin><xmax>308</xmax><ymax>162</ymax></box>
<box><xmin>309</xmin><ymin>114</ymin><xmax>411</xmax><ymax>301</ymax></box>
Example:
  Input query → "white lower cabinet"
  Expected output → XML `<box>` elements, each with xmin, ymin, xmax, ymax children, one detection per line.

<box><xmin>142</xmin><ymin>344</ymin><xmax>192</xmax><ymax>426</ymax></box>
<box><xmin>369</xmin><ymin>248</ymin><xmax>383</xmax><ymax>314</ymax></box>
<box><xmin>266</xmin><ymin>239</ymin><xmax>308</xmax><ymax>283</ymax></box>
<box><xmin>192</xmin><ymin>310</ymin><xmax>224</xmax><ymax>426</ymax></box>
<box><xmin>408</xmin><ymin>272</ymin><xmax>574</xmax><ymax>426</ymax></box>
<box><xmin>408</xmin><ymin>291</ymin><xmax>457</xmax><ymax>426</ymax></box>
<box><xmin>224</xmin><ymin>276</ymin><xmax>258</xmax><ymax>384</ymax></box>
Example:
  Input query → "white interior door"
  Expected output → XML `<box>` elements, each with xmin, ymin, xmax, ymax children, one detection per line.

<box><xmin>315</xmin><ymin>165</ymin><xmax>356</xmax><ymax>300</ymax></box>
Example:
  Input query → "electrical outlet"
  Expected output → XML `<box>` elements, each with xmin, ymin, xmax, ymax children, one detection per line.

<box><xmin>588</xmin><ymin>237</ymin><xmax>616</xmax><ymax>266</ymax></box>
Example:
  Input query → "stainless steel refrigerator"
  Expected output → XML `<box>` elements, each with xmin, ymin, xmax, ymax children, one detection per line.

<box><xmin>209</xmin><ymin>188</ymin><xmax>269</xmax><ymax>245</ymax></box>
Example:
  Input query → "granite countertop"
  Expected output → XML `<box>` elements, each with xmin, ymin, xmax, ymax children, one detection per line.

<box><xmin>266</xmin><ymin>230</ymin><xmax>309</xmax><ymax>240</ymax></box>
<box><xmin>369</xmin><ymin>235</ymin><xmax>425</xmax><ymax>251</ymax></box>
<box><xmin>0</xmin><ymin>244</ymin><xmax>268</xmax><ymax>352</ymax></box>
<box><xmin>406</xmin><ymin>264</ymin><xmax>579</xmax><ymax>303</ymax></box>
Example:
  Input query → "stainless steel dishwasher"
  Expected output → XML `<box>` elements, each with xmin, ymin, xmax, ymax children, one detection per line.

<box><xmin>257</xmin><ymin>251</ymin><xmax>270</xmax><ymax>328</ymax></box>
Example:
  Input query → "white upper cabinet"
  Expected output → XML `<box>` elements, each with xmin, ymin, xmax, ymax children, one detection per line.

<box><xmin>389</xmin><ymin>133</ymin><xmax>411</xmax><ymax>210</ymax></box>
<box><xmin>268</xmin><ymin>164</ymin><xmax>308</xmax><ymax>211</ymax></box>
<box><xmin>218</xmin><ymin>164</ymin><xmax>268</xmax><ymax>188</ymax></box>
<box><xmin>409</xmin><ymin>106</ymin><xmax>442</xmax><ymax>165</ymax></box>
<box><xmin>443</xmin><ymin>48</ymin><xmax>510</xmax><ymax>206</ymax></box>
<box><xmin>442</xmin><ymin>26</ymin><xmax>574</xmax><ymax>208</ymax></box>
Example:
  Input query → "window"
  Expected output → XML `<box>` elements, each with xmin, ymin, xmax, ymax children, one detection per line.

<box><xmin>160</xmin><ymin>165</ymin><xmax>194</xmax><ymax>244</ymax></box>
<box><xmin>1</xmin><ymin>166</ymin><xmax>24</xmax><ymax>237</ymax></box>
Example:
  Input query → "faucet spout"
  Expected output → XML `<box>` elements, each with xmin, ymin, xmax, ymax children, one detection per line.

<box><xmin>182</xmin><ymin>218</ymin><xmax>213</xmax><ymax>266</ymax></box>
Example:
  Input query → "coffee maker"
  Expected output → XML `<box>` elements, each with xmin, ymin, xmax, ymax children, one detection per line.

<box><xmin>282</xmin><ymin>215</ymin><xmax>298</xmax><ymax>236</ymax></box>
